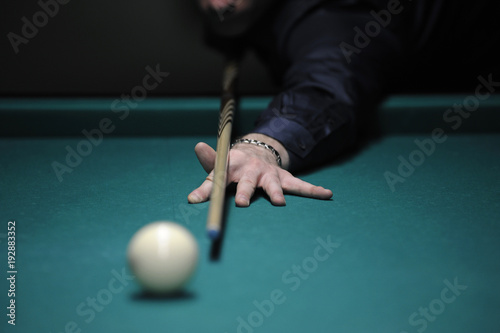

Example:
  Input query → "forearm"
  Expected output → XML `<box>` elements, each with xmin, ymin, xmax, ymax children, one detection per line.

<box><xmin>251</xmin><ymin>87</ymin><xmax>357</xmax><ymax>171</ymax></box>
<box><xmin>250</xmin><ymin>2</ymin><xmax>406</xmax><ymax>171</ymax></box>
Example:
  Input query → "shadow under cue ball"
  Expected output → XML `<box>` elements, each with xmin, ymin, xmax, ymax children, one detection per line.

<box><xmin>127</xmin><ymin>221</ymin><xmax>199</xmax><ymax>294</ymax></box>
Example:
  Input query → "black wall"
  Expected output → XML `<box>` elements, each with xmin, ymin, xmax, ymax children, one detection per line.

<box><xmin>0</xmin><ymin>0</ymin><xmax>277</xmax><ymax>96</ymax></box>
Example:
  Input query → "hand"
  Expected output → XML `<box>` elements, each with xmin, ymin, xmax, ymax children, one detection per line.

<box><xmin>187</xmin><ymin>134</ymin><xmax>333</xmax><ymax>206</ymax></box>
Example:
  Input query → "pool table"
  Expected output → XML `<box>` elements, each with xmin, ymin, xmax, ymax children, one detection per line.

<box><xmin>1</xmin><ymin>95</ymin><xmax>499</xmax><ymax>333</ymax></box>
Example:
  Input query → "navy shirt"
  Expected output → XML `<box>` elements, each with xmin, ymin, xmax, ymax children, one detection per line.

<box><xmin>204</xmin><ymin>0</ymin><xmax>500</xmax><ymax>171</ymax></box>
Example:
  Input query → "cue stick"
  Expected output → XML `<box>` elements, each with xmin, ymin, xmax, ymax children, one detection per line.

<box><xmin>206</xmin><ymin>60</ymin><xmax>239</xmax><ymax>240</ymax></box>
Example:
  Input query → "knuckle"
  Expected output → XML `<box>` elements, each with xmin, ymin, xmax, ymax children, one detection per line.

<box><xmin>260</xmin><ymin>172</ymin><xmax>279</xmax><ymax>188</ymax></box>
<box><xmin>240</xmin><ymin>177</ymin><xmax>256</xmax><ymax>187</ymax></box>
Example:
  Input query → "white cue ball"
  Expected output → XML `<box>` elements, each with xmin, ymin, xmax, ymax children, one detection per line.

<box><xmin>127</xmin><ymin>221</ymin><xmax>198</xmax><ymax>294</ymax></box>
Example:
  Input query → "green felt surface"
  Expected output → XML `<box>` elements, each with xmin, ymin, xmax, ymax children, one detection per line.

<box><xmin>1</xmin><ymin>131</ymin><xmax>499</xmax><ymax>332</ymax></box>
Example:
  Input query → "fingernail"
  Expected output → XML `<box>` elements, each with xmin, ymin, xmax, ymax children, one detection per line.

<box><xmin>236</xmin><ymin>195</ymin><xmax>249</xmax><ymax>206</ymax></box>
<box><xmin>188</xmin><ymin>192</ymin><xmax>201</xmax><ymax>203</ymax></box>
<box><xmin>275</xmin><ymin>198</ymin><xmax>286</xmax><ymax>206</ymax></box>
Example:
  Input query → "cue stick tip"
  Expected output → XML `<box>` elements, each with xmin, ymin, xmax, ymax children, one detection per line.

<box><xmin>207</xmin><ymin>228</ymin><xmax>220</xmax><ymax>240</ymax></box>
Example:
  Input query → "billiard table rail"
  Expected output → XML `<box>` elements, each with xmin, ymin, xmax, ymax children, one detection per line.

<box><xmin>0</xmin><ymin>95</ymin><xmax>499</xmax><ymax>137</ymax></box>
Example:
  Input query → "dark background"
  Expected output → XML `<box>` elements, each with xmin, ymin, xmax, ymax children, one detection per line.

<box><xmin>2</xmin><ymin>1</ymin><xmax>499</xmax><ymax>97</ymax></box>
<box><xmin>0</xmin><ymin>0</ymin><xmax>277</xmax><ymax>96</ymax></box>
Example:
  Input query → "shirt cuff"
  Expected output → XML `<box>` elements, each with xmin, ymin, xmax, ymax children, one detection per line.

<box><xmin>252</xmin><ymin>117</ymin><xmax>314</xmax><ymax>171</ymax></box>
<box><xmin>251</xmin><ymin>88</ymin><xmax>357</xmax><ymax>171</ymax></box>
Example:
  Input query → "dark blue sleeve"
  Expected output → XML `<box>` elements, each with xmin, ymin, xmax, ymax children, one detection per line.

<box><xmin>252</xmin><ymin>1</ymin><xmax>407</xmax><ymax>171</ymax></box>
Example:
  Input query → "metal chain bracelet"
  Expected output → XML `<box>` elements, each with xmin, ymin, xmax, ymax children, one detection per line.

<box><xmin>231</xmin><ymin>138</ymin><xmax>282</xmax><ymax>167</ymax></box>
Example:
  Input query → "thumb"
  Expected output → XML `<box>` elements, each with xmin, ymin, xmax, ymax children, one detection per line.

<box><xmin>194</xmin><ymin>142</ymin><xmax>216</xmax><ymax>173</ymax></box>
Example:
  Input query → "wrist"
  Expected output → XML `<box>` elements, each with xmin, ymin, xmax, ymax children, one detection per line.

<box><xmin>235</xmin><ymin>133</ymin><xmax>290</xmax><ymax>169</ymax></box>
